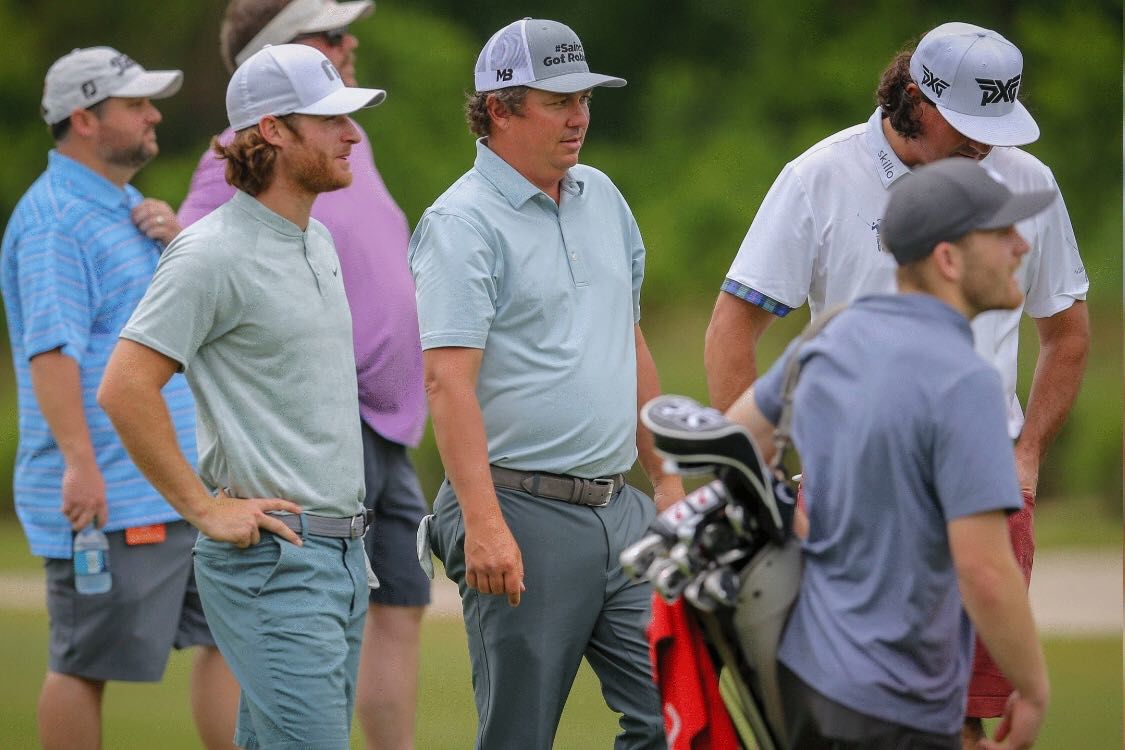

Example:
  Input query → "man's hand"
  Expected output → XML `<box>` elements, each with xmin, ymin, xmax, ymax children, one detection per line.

<box><xmin>132</xmin><ymin>198</ymin><xmax>182</xmax><ymax>245</ymax></box>
<box><xmin>652</xmin><ymin>474</ymin><xmax>685</xmax><ymax>512</ymax></box>
<box><xmin>60</xmin><ymin>458</ymin><xmax>108</xmax><ymax>531</ymax></box>
<box><xmin>1012</xmin><ymin>447</ymin><xmax>1040</xmax><ymax>498</ymax></box>
<box><xmin>980</xmin><ymin>690</ymin><xmax>1047</xmax><ymax>750</ymax></box>
<box><xmin>464</xmin><ymin>514</ymin><xmax>525</xmax><ymax>607</ymax></box>
<box><xmin>193</xmin><ymin>489</ymin><xmax>306</xmax><ymax>548</ymax></box>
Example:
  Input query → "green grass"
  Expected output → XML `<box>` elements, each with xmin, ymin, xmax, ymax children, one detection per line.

<box><xmin>0</xmin><ymin>608</ymin><xmax>1117</xmax><ymax>748</ymax></box>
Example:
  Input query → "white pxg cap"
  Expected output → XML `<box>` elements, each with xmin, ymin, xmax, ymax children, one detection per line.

<box><xmin>475</xmin><ymin>18</ymin><xmax>626</xmax><ymax>93</ymax></box>
<box><xmin>41</xmin><ymin>46</ymin><xmax>182</xmax><ymax>125</ymax></box>
<box><xmin>226</xmin><ymin>43</ymin><xmax>385</xmax><ymax>131</ymax></box>
<box><xmin>909</xmin><ymin>22</ymin><xmax>1039</xmax><ymax>147</ymax></box>
<box><xmin>234</xmin><ymin>0</ymin><xmax>374</xmax><ymax>67</ymax></box>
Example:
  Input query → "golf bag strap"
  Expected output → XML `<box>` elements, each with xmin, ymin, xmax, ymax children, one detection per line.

<box><xmin>771</xmin><ymin>306</ymin><xmax>847</xmax><ymax>477</ymax></box>
<box><xmin>697</xmin><ymin>610</ymin><xmax>778</xmax><ymax>750</ymax></box>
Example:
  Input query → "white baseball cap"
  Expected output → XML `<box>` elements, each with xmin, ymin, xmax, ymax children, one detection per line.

<box><xmin>235</xmin><ymin>0</ymin><xmax>374</xmax><ymax>67</ymax></box>
<box><xmin>909</xmin><ymin>22</ymin><xmax>1040</xmax><ymax>147</ymax></box>
<box><xmin>226</xmin><ymin>43</ymin><xmax>385</xmax><ymax>132</ymax></box>
<box><xmin>41</xmin><ymin>46</ymin><xmax>182</xmax><ymax>125</ymax></box>
<box><xmin>474</xmin><ymin>18</ymin><xmax>626</xmax><ymax>93</ymax></box>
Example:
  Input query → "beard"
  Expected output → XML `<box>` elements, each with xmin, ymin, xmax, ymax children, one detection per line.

<box><xmin>287</xmin><ymin>138</ymin><xmax>352</xmax><ymax>194</ymax></box>
<box><xmin>99</xmin><ymin>139</ymin><xmax>157</xmax><ymax>170</ymax></box>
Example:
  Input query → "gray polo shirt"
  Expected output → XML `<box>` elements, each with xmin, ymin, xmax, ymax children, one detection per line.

<box><xmin>754</xmin><ymin>294</ymin><xmax>1022</xmax><ymax>735</ymax></box>
<box><xmin>409</xmin><ymin>140</ymin><xmax>644</xmax><ymax>478</ymax></box>
<box><xmin>122</xmin><ymin>191</ymin><xmax>364</xmax><ymax>517</ymax></box>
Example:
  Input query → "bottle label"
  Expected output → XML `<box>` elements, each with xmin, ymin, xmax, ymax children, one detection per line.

<box><xmin>75</xmin><ymin>550</ymin><xmax>107</xmax><ymax>576</ymax></box>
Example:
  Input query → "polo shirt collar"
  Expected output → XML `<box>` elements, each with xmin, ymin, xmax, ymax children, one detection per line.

<box><xmin>230</xmin><ymin>190</ymin><xmax>305</xmax><ymax>237</ymax></box>
<box><xmin>862</xmin><ymin>293</ymin><xmax>973</xmax><ymax>341</ymax></box>
<box><xmin>47</xmin><ymin>150</ymin><xmax>141</xmax><ymax>211</ymax></box>
<box><xmin>473</xmin><ymin>138</ymin><xmax>584</xmax><ymax>209</ymax></box>
<box><xmin>863</xmin><ymin>109</ymin><xmax>910</xmax><ymax>190</ymax></box>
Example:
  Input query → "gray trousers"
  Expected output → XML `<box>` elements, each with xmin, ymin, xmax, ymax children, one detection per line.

<box><xmin>431</xmin><ymin>480</ymin><xmax>666</xmax><ymax>750</ymax></box>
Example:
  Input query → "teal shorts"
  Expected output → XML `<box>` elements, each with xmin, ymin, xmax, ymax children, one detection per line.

<box><xmin>193</xmin><ymin>530</ymin><xmax>367</xmax><ymax>750</ymax></box>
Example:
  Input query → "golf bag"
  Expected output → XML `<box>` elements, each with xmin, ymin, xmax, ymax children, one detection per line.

<box><xmin>622</xmin><ymin>394</ymin><xmax>802</xmax><ymax>750</ymax></box>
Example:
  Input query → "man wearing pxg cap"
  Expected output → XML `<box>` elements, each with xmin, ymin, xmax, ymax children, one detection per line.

<box><xmin>180</xmin><ymin>4</ymin><xmax>430</xmax><ymax>746</ymax></box>
<box><xmin>726</xmin><ymin>158</ymin><xmax>1052</xmax><ymax>749</ymax></box>
<box><xmin>99</xmin><ymin>44</ymin><xmax>386</xmax><ymax>749</ymax></box>
<box><xmin>704</xmin><ymin>24</ymin><xmax>1088</xmax><ymax>742</ymax></box>
<box><xmin>411</xmin><ymin>17</ymin><xmax>681</xmax><ymax>749</ymax></box>
<box><xmin>1</xmin><ymin>47</ymin><xmax>237</xmax><ymax>749</ymax></box>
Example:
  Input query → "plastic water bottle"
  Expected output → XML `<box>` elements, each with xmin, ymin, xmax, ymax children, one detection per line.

<box><xmin>73</xmin><ymin>524</ymin><xmax>112</xmax><ymax>595</ymax></box>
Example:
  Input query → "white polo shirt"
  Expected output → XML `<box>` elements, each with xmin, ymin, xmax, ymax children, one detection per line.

<box><xmin>725</xmin><ymin>109</ymin><xmax>1088</xmax><ymax>436</ymax></box>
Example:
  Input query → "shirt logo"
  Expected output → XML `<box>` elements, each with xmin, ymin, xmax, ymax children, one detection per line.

<box><xmin>495</xmin><ymin>68</ymin><xmax>513</xmax><ymax>82</ymax></box>
<box><xmin>859</xmin><ymin>213</ymin><xmax>887</xmax><ymax>254</ymax></box>
<box><xmin>976</xmin><ymin>75</ymin><xmax>1021</xmax><ymax>106</ymax></box>
<box><xmin>920</xmin><ymin>65</ymin><xmax>949</xmax><ymax>97</ymax></box>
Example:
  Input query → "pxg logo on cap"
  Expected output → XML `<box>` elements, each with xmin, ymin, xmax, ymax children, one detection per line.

<box><xmin>908</xmin><ymin>22</ymin><xmax>1039</xmax><ymax>147</ymax></box>
<box><xmin>474</xmin><ymin>18</ymin><xmax>626</xmax><ymax>94</ymax></box>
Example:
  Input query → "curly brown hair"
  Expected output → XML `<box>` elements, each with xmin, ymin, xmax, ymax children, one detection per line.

<box><xmin>219</xmin><ymin>0</ymin><xmax>294</xmax><ymax>73</ymax></box>
<box><xmin>875</xmin><ymin>47</ymin><xmax>924</xmax><ymax>140</ymax></box>
<box><xmin>212</xmin><ymin>115</ymin><xmax>300</xmax><ymax>195</ymax></box>
<box><xmin>464</xmin><ymin>87</ymin><xmax>531</xmax><ymax>138</ymax></box>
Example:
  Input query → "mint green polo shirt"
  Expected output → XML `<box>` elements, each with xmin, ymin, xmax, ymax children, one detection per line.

<box><xmin>409</xmin><ymin>140</ymin><xmax>644</xmax><ymax>478</ymax></box>
<box><xmin>122</xmin><ymin>191</ymin><xmax>364</xmax><ymax>517</ymax></box>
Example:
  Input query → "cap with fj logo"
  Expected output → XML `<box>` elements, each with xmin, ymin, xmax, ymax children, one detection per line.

<box><xmin>41</xmin><ymin>46</ymin><xmax>182</xmax><ymax>125</ymax></box>
<box><xmin>226</xmin><ymin>43</ymin><xmax>385</xmax><ymax>131</ymax></box>
<box><xmin>909</xmin><ymin>22</ymin><xmax>1039</xmax><ymax>147</ymax></box>
<box><xmin>474</xmin><ymin>18</ymin><xmax>626</xmax><ymax>93</ymax></box>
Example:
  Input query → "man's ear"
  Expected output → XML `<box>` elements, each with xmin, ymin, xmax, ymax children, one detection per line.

<box><xmin>485</xmin><ymin>94</ymin><xmax>511</xmax><ymax>132</ymax></box>
<box><xmin>67</xmin><ymin>107</ymin><xmax>99</xmax><ymax>138</ymax></box>
<box><xmin>931</xmin><ymin>240</ymin><xmax>963</xmax><ymax>283</ymax></box>
<box><xmin>258</xmin><ymin>115</ymin><xmax>288</xmax><ymax>147</ymax></box>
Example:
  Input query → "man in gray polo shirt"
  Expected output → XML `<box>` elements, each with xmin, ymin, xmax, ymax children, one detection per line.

<box><xmin>727</xmin><ymin>159</ymin><xmax>1051</xmax><ymax>749</ymax></box>
<box><xmin>99</xmin><ymin>44</ymin><xmax>386</xmax><ymax>749</ymax></box>
<box><xmin>410</xmin><ymin>17</ymin><xmax>682</xmax><ymax>749</ymax></box>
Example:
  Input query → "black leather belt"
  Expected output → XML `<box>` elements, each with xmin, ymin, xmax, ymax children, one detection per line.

<box><xmin>268</xmin><ymin>510</ymin><xmax>372</xmax><ymax>538</ymax></box>
<box><xmin>490</xmin><ymin>465</ymin><xmax>625</xmax><ymax>507</ymax></box>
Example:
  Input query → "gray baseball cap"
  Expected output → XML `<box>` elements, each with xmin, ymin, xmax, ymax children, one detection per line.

<box><xmin>41</xmin><ymin>47</ymin><xmax>182</xmax><ymax>125</ymax></box>
<box><xmin>882</xmin><ymin>158</ymin><xmax>1056</xmax><ymax>265</ymax></box>
<box><xmin>227</xmin><ymin>44</ymin><xmax>384</xmax><ymax>131</ymax></box>
<box><xmin>474</xmin><ymin>18</ymin><xmax>625</xmax><ymax>93</ymax></box>
<box><xmin>910</xmin><ymin>22</ymin><xmax>1039</xmax><ymax>147</ymax></box>
<box><xmin>234</xmin><ymin>0</ymin><xmax>375</xmax><ymax>67</ymax></box>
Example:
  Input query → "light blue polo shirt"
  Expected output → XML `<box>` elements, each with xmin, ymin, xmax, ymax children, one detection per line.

<box><xmin>409</xmin><ymin>140</ymin><xmax>644</xmax><ymax>478</ymax></box>
<box><xmin>754</xmin><ymin>294</ymin><xmax>1023</xmax><ymax>735</ymax></box>
<box><xmin>1</xmin><ymin>151</ymin><xmax>197</xmax><ymax>558</ymax></box>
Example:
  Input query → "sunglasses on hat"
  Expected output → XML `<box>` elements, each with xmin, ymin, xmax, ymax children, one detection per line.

<box><xmin>294</xmin><ymin>26</ymin><xmax>349</xmax><ymax>47</ymax></box>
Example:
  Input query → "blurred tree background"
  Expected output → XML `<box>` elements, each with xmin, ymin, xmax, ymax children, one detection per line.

<box><xmin>0</xmin><ymin>0</ymin><xmax>1120</xmax><ymax>521</ymax></box>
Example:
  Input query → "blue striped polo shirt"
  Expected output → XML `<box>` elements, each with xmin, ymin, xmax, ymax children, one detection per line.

<box><xmin>1</xmin><ymin>151</ymin><xmax>197</xmax><ymax>558</ymax></box>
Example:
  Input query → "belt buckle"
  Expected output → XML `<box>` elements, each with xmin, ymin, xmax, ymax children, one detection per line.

<box><xmin>349</xmin><ymin>514</ymin><xmax>366</xmax><ymax>538</ymax></box>
<box><xmin>589</xmin><ymin>477</ymin><xmax>615</xmax><ymax>507</ymax></box>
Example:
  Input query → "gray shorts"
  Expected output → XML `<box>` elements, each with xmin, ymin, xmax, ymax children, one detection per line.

<box><xmin>361</xmin><ymin>423</ymin><xmax>432</xmax><ymax>607</ymax></box>
<box><xmin>45</xmin><ymin>520</ymin><xmax>214</xmax><ymax>682</ymax></box>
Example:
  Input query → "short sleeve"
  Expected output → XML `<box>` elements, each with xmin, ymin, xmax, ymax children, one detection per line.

<box><xmin>119</xmin><ymin>234</ymin><xmax>226</xmax><ymax>368</ymax></box>
<box><xmin>629</xmin><ymin>215</ymin><xmax>644</xmax><ymax>323</ymax></box>
<box><xmin>177</xmin><ymin>136</ymin><xmax>236</xmax><ymax>228</ymax></box>
<box><xmin>1021</xmin><ymin>176</ymin><xmax>1089</xmax><ymax>319</ymax></box>
<box><xmin>726</xmin><ymin>164</ymin><xmax>818</xmax><ymax>310</ymax></box>
<box><xmin>408</xmin><ymin>210</ymin><xmax>499</xmax><ymax>350</ymax></box>
<box><xmin>933</xmin><ymin>367</ymin><xmax>1023</xmax><ymax>520</ymax></box>
<box><xmin>13</xmin><ymin>227</ymin><xmax>93</xmax><ymax>364</ymax></box>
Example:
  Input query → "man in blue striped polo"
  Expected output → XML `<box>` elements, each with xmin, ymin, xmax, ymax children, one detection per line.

<box><xmin>0</xmin><ymin>47</ymin><xmax>236</xmax><ymax>749</ymax></box>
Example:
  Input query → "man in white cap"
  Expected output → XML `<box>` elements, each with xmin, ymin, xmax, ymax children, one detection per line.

<box><xmin>179</xmin><ymin>4</ymin><xmax>430</xmax><ymax>746</ymax></box>
<box><xmin>703</xmin><ymin>24</ymin><xmax>1088</xmax><ymax>746</ymax></box>
<box><xmin>98</xmin><ymin>44</ymin><xmax>387</xmax><ymax>750</ymax></box>
<box><xmin>0</xmin><ymin>47</ymin><xmax>237</xmax><ymax>750</ymax></box>
<box><xmin>727</xmin><ymin>157</ymin><xmax>1051</xmax><ymax>750</ymax></box>
<box><xmin>411</xmin><ymin>17</ymin><xmax>681</xmax><ymax>749</ymax></box>
<box><xmin>1</xmin><ymin>46</ymin><xmax>239</xmax><ymax>750</ymax></box>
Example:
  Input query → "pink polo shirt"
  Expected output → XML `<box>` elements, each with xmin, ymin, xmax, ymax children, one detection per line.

<box><xmin>179</xmin><ymin>124</ymin><xmax>426</xmax><ymax>447</ymax></box>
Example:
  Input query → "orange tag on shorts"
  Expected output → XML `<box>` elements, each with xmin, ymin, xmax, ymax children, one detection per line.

<box><xmin>125</xmin><ymin>523</ymin><xmax>167</xmax><ymax>545</ymax></box>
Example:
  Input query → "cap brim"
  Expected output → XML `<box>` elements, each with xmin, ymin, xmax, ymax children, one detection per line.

<box><xmin>981</xmin><ymin>187</ymin><xmax>1057</xmax><ymax>230</ymax></box>
<box><xmin>299</xmin><ymin>0</ymin><xmax>374</xmax><ymax>33</ymax></box>
<box><xmin>293</xmin><ymin>85</ymin><xmax>386</xmax><ymax>117</ymax></box>
<box><xmin>937</xmin><ymin>100</ymin><xmax>1040</xmax><ymax>147</ymax></box>
<box><xmin>527</xmin><ymin>72</ymin><xmax>626</xmax><ymax>94</ymax></box>
<box><xmin>114</xmin><ymin>70</ymin><xmax>183</xmax><ymax>100</ymax></box>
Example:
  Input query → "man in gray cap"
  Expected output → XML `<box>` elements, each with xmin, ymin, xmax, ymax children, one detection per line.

<box><xmin>179</xmin><ymin>3</ymin><xmax>431</xmax><ymax>747</ymax></box>
<box><xmin>410</xmin><ymin>17</ymin><xmax>682</xmax><ymax>749</ymax></box>
<box><xmin>704</xmin><ymin>23</ymin><xmax>1087</xmax><ymax>743</ymax></box>
<box><xmin>0</xmin><ymin>47</ymin><xmax>237</xmax><ymax>750</ymax></box>
<box><xmin>99</xmin><ymin>44</ymin><xmax>386</xmax><ymax>749</ymax></box>
<box><xmin>726</xmin><ymin>158</ymin><xmax>1051</xmax><ymax>750</ymax></box>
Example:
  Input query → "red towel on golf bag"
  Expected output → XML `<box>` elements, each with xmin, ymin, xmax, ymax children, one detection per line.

<box><xmin>649</xmin><ymin>594</ymin><xmax>740</xmax><ymax>749</ymax></box>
